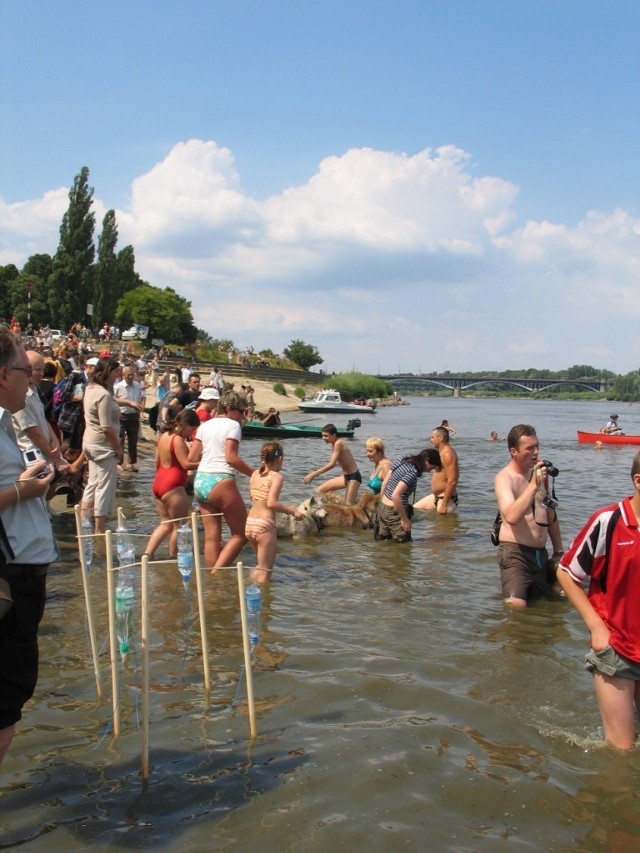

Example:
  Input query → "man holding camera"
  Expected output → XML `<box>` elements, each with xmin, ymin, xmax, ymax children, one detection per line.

<box><xmin>0</xmin><ymin>328</ymin><xmax>57</xmax><ymax>764</ymax></box>
<box><xmin>494</xmin><ymin>423</ymin><xmax>564</xmax><ymax>609</ymax></box>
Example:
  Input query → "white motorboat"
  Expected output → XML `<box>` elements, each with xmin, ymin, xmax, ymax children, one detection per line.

<box><xmin>298</xmin><ymin>389</ymin><xmax>377</xmax><ymax>414</ymax></box>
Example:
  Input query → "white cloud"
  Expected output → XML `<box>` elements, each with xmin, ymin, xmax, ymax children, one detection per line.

<box><xmin>2</xmin><ymin>140</ymin><xmax>640</xmax><ymax>373</ymax></box>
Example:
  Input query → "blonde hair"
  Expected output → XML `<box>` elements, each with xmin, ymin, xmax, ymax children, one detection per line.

<box><xmin>365</xmin><ymin>436</ymin><xmax>385</xmax><ymax>455</ymax></box>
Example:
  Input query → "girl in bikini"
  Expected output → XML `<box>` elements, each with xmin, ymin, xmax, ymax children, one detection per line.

<box><xmin>246</xmin><ymin>442</ymin><xmax>305</xmax><ymax>583</ymax></box>
<box><xmin>145</xmin><ymin>409</ymin><xmax>200</xmax><ymax>560</ymax></box>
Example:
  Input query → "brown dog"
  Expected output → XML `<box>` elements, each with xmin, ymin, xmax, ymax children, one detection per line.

<box><xmin>320</xmin><ymin>492</ymin><xmax>380</xmax><ymax>529</ymax></box>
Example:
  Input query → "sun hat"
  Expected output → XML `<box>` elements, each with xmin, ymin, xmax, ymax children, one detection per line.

<box><xmin>198</xmin><ymin>388</ymin><xmax>220</xmax><ymax>401</ymax></box>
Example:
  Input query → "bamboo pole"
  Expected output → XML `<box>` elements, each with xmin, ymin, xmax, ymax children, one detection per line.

<box><xmin>141</xmin><ymin>553</ymin><xmax>150</xmax><ymax>780</ymax></box>
<box><xmin>236</xmin><ymin>563</ymin><xmax>257</xmax><ymax>738</ymax></box>
<box><xmin>74</xmin><ymin>505</ymin><xmax>102</xmax><ymax>698</ymax></box>
<box><xmin>192</xmin><ymin>510</ymin><xmax>211</xmax><ymax>692</ymax></box>
<box><xmin>105</xmin><ymin>530</ymin><xmax>120</xmax><ymax>736</ymax></box>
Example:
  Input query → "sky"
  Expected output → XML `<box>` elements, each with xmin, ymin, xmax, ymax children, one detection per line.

<box><xmin>1</xmin><ymin>0</ymin><xmax>639</xmax><ymax>376</ymax></box>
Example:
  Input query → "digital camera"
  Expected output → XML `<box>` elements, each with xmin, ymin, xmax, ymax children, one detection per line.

<box><xmin>540</xmin><ymin>460</ymin><xmax>559</xmax><ymax>478</ymax></box>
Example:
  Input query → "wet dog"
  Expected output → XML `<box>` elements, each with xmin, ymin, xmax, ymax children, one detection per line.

<box><xmin>276</xmin><ymin>495</ymin><xmax>327</xmax><ymax>538</ymax></box>
<box><xmin>319</xmin><ymin>492</ymin><xmax>379</xmax><ymax>529</ymax></box>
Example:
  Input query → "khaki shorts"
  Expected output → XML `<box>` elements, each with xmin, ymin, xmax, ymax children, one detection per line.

<box><xmin>584</xmin><ymin>644</ymin><xmax>640</xmax><ymax>680</ymax></box>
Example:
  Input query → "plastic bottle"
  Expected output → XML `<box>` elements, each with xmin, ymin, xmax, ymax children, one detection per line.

<box><xmin>115</xmin><ymin>575</ymin><xmax>135</xmax><ymax>656</ymax></box>
<box><xmin>115</xmin><ymin>523</ymin><xmax>135</xmax><ymax>656</ymax></box>
<box><xmin>177</xmin><ymin>522</ymin><xmax>193</xmax><ymax>583</ymax></box>
<box><xmin>116</xmin><ymin>523</ymin><xmax>135</xmax><ymax>566</ymax></box>
<box><xmin>245</xmin><ymin>584</ymin><xmax>262</xmax><ymax>646</ymax></box>
<box><xmin>81</xmin><ymin>516</ymin><xmax>92</xmax><ymax>572</ymax></box>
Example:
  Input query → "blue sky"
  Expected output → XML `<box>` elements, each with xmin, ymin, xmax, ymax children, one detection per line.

<box><xmin>1</xmin><ymin>0</ymin><xmax>639</xmax><ymax>374</ymax></box>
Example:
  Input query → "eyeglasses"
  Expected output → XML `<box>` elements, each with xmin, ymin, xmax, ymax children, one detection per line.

<box><xmin>7</xmin><ymin>365</ymin><xmax>33</xmax><ymax>378</ymax></box>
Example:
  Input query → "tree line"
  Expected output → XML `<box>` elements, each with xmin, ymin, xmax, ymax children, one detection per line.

<box><xmin>0</xmin><ymin>167</ymin><xmax>197</xmax><ymax>343</ymax></box>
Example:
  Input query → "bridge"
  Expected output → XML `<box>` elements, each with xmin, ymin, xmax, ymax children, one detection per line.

<box><xmin>378</xmin><ymin>374</ymin><xmax>612</xmax><ymax>395</ymax></box>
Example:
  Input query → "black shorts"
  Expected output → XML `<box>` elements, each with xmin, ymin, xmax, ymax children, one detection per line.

<box><xmin>0</xmin><ymin>565</ymin><xmax>48</xmax><ymax>730</ymax></box>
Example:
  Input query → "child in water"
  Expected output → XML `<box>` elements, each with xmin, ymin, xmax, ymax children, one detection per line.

<box><xmin>246</xmin><ymin>441</ymin><xmax>305</xmax><ymax>582</ymax></box>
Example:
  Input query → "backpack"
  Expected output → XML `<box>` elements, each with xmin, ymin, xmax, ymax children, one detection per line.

<box><xmin>52</xmin><ymin>374</ymin><xmax>76</xmax><ymax>414</ymax></box>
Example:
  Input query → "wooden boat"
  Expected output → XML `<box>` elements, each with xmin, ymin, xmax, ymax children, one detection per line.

<box><xmin>577</xmin><ymin>430</ymin><xmax>640</xmax><ymax>445</ymax></box>
<box><xmin>242</xmin><ymin>420</ymin><xmax>359</xmax><ymax>439</ymax></box>
<box><xmin>298</xmin><ymin>389</ymin><xmax>376</xmax><ymax>414</ymax></box>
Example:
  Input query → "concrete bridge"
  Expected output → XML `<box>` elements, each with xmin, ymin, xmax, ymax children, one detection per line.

<box><xmin>378</xmin><ymin>374</ymin><xmax>612</xmax><ymax>396</ymax></box>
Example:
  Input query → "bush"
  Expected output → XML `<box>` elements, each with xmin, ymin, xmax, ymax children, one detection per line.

<box><xmin>273</xmin><ymin>382</ymin><xmax>287</xmax><ymax>396</ymax></box>
<box><xmin>294</xmin><ymin>386</ymin><xmax>305</xmax><ymax>400</ymax></box>
<box><xmin>330</xmin><ymin>372</ymin><xmax>392</xmax><ymax>401</ymax></box>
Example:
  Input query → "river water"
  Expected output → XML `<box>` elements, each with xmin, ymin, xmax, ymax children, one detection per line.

<box><xmin>2</xmin><ymin>397</ymin><xmax>640</xmax><ymax>851</ymax></box>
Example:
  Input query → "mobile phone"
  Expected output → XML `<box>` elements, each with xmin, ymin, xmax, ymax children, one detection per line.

<box><xmin>22</xmin><ymin>448</ymin><xmax>50</xmax><ymax>479</ymax></box>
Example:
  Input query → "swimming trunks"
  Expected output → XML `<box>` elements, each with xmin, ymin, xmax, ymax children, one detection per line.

<box><xmin>367</xmin><ymin>472</ymin><xmax>384</xmax><ymax>494</ymax></box>
<box><xmin>194</xmin><ymin>471</ymin><xmax>235</xmax><ymax>502</ymax></box>
<box><xmin>152</xmin><ymin>435</ymin><xmax>188</xmax><ymax>499</ymax></box>
<box><xmin>434</xmin><ymin>493</ymin><xmax>459</xmax><ymax>508</ymax></box>
<box><xmin>344</xmin><ymin>470</ymin><xmax>362</xmax><ymax>485</ymax></box>
<box><xmin>245</xmin><ymin>516</ymin><xmax>277</xmax><ymax>541</ymax></box>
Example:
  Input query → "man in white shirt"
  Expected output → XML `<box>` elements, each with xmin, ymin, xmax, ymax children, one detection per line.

<box><xmin>113</xmin><ymin>366</ymin><xmax>144</xmax><ymax>471</ymax></box>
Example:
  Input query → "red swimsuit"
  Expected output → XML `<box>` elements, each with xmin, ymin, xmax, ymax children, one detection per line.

<box><xmin>152</xmin><ymin>435</ymin><xmax>188</xmax><ymax>499</ymax></box>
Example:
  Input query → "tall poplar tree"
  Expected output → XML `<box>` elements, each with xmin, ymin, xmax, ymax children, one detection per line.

<box><xmin>93</xmin><ymin>209</ymin><xmax>119</xmax><ymax>326</ymax></box>
<box><xmin>48</xmin><ymin>166</ymin><xmax>96</xmax><ymax>329</ymax></box>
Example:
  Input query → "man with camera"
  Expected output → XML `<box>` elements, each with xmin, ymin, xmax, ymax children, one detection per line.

<box><xmin>0</xmin><ymin>328</ymin><xmax>57</xmax><ymax>764</ymax></box>
<box><xmin>494</xmin><ymin>423</ymin><xmax>564</xmax><ymax>609</ymax></box>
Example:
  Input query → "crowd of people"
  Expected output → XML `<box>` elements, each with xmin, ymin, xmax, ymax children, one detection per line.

<box><xmin>1</xmin><ymin>324</ymin><xmax>639</xmax><ymax>766</ymax></box>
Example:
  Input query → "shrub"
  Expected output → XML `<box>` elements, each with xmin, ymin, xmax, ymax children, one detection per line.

<box><xmin>294</xmin><ymin>386</ymin><xmax>305</xmax><ymax>400</ymax></box>
<box><xmin>273</xmin><ymin>382</ymin><xmax>287</xmax><ymax>396</ymax></box>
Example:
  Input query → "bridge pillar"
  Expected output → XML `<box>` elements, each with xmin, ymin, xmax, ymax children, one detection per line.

<box><xmin>453</xmin><ymin>388</ymin><xmax>460</xmax><ymax>398</ymax></box>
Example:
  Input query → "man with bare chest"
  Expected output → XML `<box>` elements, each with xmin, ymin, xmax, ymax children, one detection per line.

<box><xmin>414</xmin><ymin>426</ymin><xmax>459</xmax><ymax>513</ymax></box>
<box><xmin>494</xmin><ymin>424</ymin><xmax>564</xmax><ymax>609</ymax></box>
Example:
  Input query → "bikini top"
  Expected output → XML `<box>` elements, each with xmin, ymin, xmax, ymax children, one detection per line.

<box><xmin>249</xmin><ymin>470</ymin><xmax>277</xmax><ymax>503</ymax></box>
<box><xmin>367</xmin><ymin>471</ymin><xmax>384</xmax><ymax>495</ymax></box>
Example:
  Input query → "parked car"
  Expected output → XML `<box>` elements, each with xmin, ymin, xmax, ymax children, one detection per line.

<box><xmin>49</xmin><ymin>329</ymin><xmax>64</xmax><ymax>341</ymax></box>
<box><xmin>122</xmin><ymin>324</ymin><xmax>149</xmax><ymax>341</ymax></box>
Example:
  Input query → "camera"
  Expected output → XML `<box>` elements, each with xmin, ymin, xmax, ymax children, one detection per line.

<box><xmin>541</xmin><ymin>460</ymin><xmax>559</xmax><ymax>478</ymax></box>
<box><xmin>22</xmin><ymin>448</ymin><xmax>50</xmax><ymax>479</ymax></box>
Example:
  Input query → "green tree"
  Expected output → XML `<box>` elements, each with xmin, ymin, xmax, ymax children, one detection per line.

<box><xmin>7</xmin><ymin>272</ymin><xmax>50</xmax><ymax>327</ymax></box>
<box><xmin>612</xmin><ymin>371</ymin><xmax>640</xmax><ymax>402</ymax></box>
<box><xmin>0</xmin><ymin>264</ymin><xmax>19</xmax><ymax>319</ymax></box>
<box><xmin>48</xmin><ymin>166</ymin><xmax>96</xmax><ymax>328</ymax></box>
<box><xmin>93</xmin><ymin>209</ymin><xmax>119</xmax><ymax>326</ymax></box>
<box><xmin>115</xmin><ymin>283</ymin><xmax>196</xmax><ymax>342</ymax></box>
<box><xmin>283</xmin><ymin>339</ymin><xmax>324</xmax><ymax>370</ymax></box>
<box><xmin>116</xmin><ymin>244</ymin><xmax>141</xmax><ymax>300</ymax></box>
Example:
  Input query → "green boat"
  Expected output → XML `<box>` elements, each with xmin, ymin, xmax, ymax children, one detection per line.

<box><xmin>242</xmin><ymin>419</ymin><xmax>360</xmax><ymax>439</ymax></box>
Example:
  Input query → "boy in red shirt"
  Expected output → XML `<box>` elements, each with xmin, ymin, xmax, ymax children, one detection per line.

<box><xmin>558</xmin><ymin>452</ymin><xmax>640</xmax><ymax>749</ymax></box>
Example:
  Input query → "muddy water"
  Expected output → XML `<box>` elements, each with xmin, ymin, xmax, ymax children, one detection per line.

<box><xmin>1</xmin><ymin>397</ymin><xmax>639</xmax><ymax>851</ymax></box>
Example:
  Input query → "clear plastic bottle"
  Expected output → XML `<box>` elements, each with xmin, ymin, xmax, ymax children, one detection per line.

<box><xmin>81</xmin><ymin>516</ymin><xmax>92</xmax><ymax>572</ymax></box>
<box><xmin>115</xmin><ymin>523</ymin><xmax>135</xmax><ymax>656</ymax></box>
<box><xmin>115</xmin><ymin>524</ymin><xmax>135</xmax><ymax>566</ymax></box>
<box><xmin>245</xmin><ymin>584</ymin><xmax>262</xmax><ymax>646</ymax></box>
<box><xmin>176</xmin><ymin>522</ymin><xmax>193</xmax><ymax>583</ymax></box>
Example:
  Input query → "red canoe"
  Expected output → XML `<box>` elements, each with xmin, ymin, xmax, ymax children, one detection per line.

<box><xmin>577</xmin><ymin>431</ymin><xmax>640</xmax><ymax>445</ymax></box>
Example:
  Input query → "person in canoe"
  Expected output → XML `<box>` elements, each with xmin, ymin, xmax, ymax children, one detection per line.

<box><xmin>600</xmin><ymin>414</ymin><xmax>624</xmax><ymax>435</ymax></box>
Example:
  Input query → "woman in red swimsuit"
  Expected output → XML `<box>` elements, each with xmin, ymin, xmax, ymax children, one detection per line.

<box><xmin>144</xmin><ymin>409</ymin><xmax>200</xmax><ymax>559</ymax></box>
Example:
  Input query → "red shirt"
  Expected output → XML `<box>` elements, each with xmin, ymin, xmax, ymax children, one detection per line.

<box><xmin>561</xmin><ymin>496</ymin><xmax>640</xmax><ymax>662</ymax></box>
